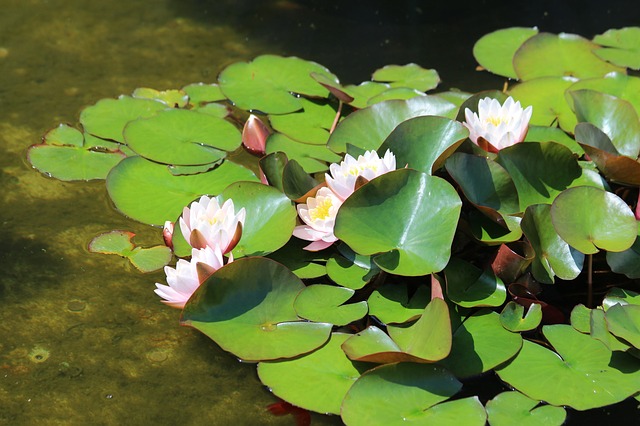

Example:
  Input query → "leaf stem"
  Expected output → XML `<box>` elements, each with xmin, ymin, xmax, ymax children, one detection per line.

<box><xmin>587</xmin><ymin>254</ymin><xmax>593</xmax><ymax>308</ymax></box>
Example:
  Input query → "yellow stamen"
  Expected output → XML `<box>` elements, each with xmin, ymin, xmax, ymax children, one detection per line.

<box><xmin>309</xmin><ymin>197</ymin><xmax>333</xmax><ymax>221</ymax></box>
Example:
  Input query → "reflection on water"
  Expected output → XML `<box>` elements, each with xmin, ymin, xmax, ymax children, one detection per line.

<box><xmin>1</xmin><ymin>0</ymin><xmax>639</xmax><ymax>424</ymax></box>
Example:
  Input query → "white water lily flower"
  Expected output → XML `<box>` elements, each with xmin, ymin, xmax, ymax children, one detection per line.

<box><xmin>154</xmin><ymin>245</ymin><xmax>226</xmax><ymax>309</ymax></box>
<box><xmin>325</xmin><ymin>149</ymin><xmax>396</xmax><ymax>201</ymax></box>
<box><xmin>463</xmin><ymin>96</ymin><xmax>533</xmax><ymax>152</ymax></box>
<box><xmin>292</xmin><ymin>187</ymin><xmax>343</xmax><ymax>251</ymax></box>
<box><xmin>179</xmin><ymin>196</ymin><xmax>246</xmax><ymax>253</ymax></box>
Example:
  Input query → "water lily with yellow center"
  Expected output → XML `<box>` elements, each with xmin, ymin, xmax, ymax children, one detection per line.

<box><xmin>325</xmin><ymin>149</ymin><xmax>396</xmax><ymax>201</ymax></box>
<box><xmin>292</xmin><ymin>187</ymin><xmax>343</xmax><ymax>251</ymax></box>
<box><xmin>463</xmin><ymin>96</ymin><xmax>533</xmax><ymax>152</ymax></box>
<box><xmin>178</xmin><ymin>196</ymin><xmax>246</xmax><ymax>253</ymax></box>
<box><xmin>154</xmin><ymin>245</ymin><xmax>226</xmax><ymax>309</ymax></box>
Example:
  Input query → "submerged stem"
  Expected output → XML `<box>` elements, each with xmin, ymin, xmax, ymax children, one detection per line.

<box><xmin>587</xmin><ymin>254</ymin><xmax>593</xmax><ymax>308</ymax></box>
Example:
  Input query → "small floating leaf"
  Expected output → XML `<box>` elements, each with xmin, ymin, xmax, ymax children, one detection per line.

<box><xmin>593</xmin><ymin>27</ymin><xmax>640</xmax><ymax>69</ymax></box>
<box><xmin>473</xmin><ymin>27</ymin><xmax>539</xmax><ymax>79</ymax></box>
<box><xmin>371</xmin><ymin>63</ymin><xmax>440</xmax><ymax>92</ymax></box>
<box><xmin>500</xmin><ymin>301</ymin><xmax>543</xmax><ymax>332</ymax></box>
<box><xmin>88</xmin><ymin>230</ymin><xmax>171</xmax><ymax>273</ymax></box>
<box><xmin>294</xmin><ymin>285</ymin><xmax>367</xmax><ymax>326</ymax></box>
<box><xmin>486</xmin><ymin>391</ymin><xmax>566</xmax><ymax>426</ymax></box>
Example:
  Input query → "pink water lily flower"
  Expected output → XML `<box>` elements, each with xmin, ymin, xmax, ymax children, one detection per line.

<box><xmin>463</xmin><ymin>96</ymin><xmax>533</xmax><ymax>152</ymax></box>
<box><xmin>179</xmin><ymin>196</ymin><xmax>246</xmax><ymax>254</ymax></box>
<box><xmin>325</xmin><ymin>149</ymin><xmax>396</xmax><ymax>201</ymax></box>
<box><xmin>154</xmin><ymin>245</ymin><xmax>226</xmax><ymax>309</ymax></box>
<box><xmin>293</xmin><ymin>187</ymin><xmax>343</xmax><ymax>251</ymax></box>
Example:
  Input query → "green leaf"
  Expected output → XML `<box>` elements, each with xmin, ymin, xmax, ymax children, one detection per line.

<box><xmin>524</xmin><ymin>125</ymin><xmax>584</xmax><ymax>156</ymax></box>
<box><xmin>326</xmin><ymin>245</ymin><xmax>379</xmax><ymax>290</ymax></box>
<box><xmin>372</xmin><ymin>63</ymin><xmax>440</xmax><ymax>91</ymax></box>
<box><xmin>513</xmin><ymin>33</ymin><xmax>625</xmax><ymax>81</ymax></box>
<box><xmin>486</xmin><ymin>391</ymin><xmax>566</xmax><ymax>426</ymax></box>
<box><xmin>294</xmin><ymin>285</ymin><xmax>368</xmax><ymax>326</ymax></box>
<box><xmin>182</xmin><ymin>82</ymin><xmax>226</xmax><ymax>105</ymax></box>
<box><xmin>550</xmin><ymin>186</ymin><xmax>637</xmax><ymax>254</ymax></box>
<box><xmin>472</xmin><ymin>27</ymin><xmax>539</xmax><ymax>79</ymax></box>
<box><xmin>496</xmin><ymin>324</ymin><xmax>640</xmax><ymax>410</ymax></box>
<box><xmin>593</xmin><ymin>27</ymin><xmax>640</xmax><ymax>69</ymax></box>
<box><xmin>327</xmin><ymin>96</ymin><xmax>456</xmax><ymax>153</ymax></box>
<box><xmin>500</xmin><ymin>302</ymin><xmax>543</xmax><ymax>332</ymax></box>
<box><xmin>181</xmin><ymin>257</ymin><xmax>332</xmax><ymax>361</ymax></box>
<box><xmin>268</xmin><ymin>98</ymin><xmax>337</xmax><ymax>145</ymax></box>
<box><xmin>467</xmin><ymin>210</ymin><xmax>523</xmax><ymax>245</ymax></box>
<box><xmin>603</xmin><ymin>288</ymin><xmax>640</xmax><ymax>309</ymax></box>
<box><xmin>266</xmin><ymin>133</ymin><xmax>341</xmax><ymax>174</ymax></box>
<box><xmin>257</xmin><ymin>333</ymin><xmax>362</xmax><ymax>415</ymax></box>
<box><xmin>444</xmin><ymin>258</ymin><xmax>506</xmax><ymax>308</ymax></box>
<box><xmin>521</xmin><ymin>203</ymin><xmax>584</xmax><ymax>283</ymax></box>
<box><xmin>342</xmin><ymin>81</ymin><xmax>391</xmax><ymax>109</ymax></box>
<box><xmin>368</xmin><ymin>284</ymin><xmax>430</xmax><ymax>325</ymax></box>
<box><xmin>28</xmin><ymin>144</ymin><xmax>125</xmax><ymax>181</ymax></box>
<box><xmin>106</xmin><ymin>156</ymin><xmax>258</xmax><ymax>225</ymax></box>
<box><xmin>335</xmin><ymin>169</ymin><xmax>461</xmax><ymax>276</ymax></box>
<box><xmin>379</xmin><ymin>116</ymin><xmax>468</xmax><ymax>175</ymax></box>
<box><xmin>123</xmin><ymin>109</ymin><xmax>241</xmax><ymax>165</ymax></box>
<box><xmin>266</xmin><ymin>237</ymin><xmax>329</xmax><ymax>279</ymax></box>
<box><xmin>217</xmin><ymin>55</ymin><xmax>337</xmax><ymax>114</ymax></box>
<box><xmin>605</xmin><ymin>304</ymin><xmax>640</xmax><ymax>349</ymax></box>
<box><xmin>566</xmin><ymin>72</ymin><xmax>640</xmax><ymax>117</ymax></box>
<box><xmin>88</xmin><ymin>230</ymin><xmax>171</xmax><ymax>273</ymax></box>
<box><xmin>43</xmin><ymin>123</ymin><xmax>84</xmax><ymax>147</ymax></box>
<box><xmin>131</xmin><ymin>87</ymin><xmax>188</xmax><ymax>108</ymax></box>
<box><xmin>341</xmin><ymin>326</ymin><xmax>421</xmax><ymax>363</ymax></box>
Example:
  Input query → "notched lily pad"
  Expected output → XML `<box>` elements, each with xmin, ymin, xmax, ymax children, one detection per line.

<box><xmin>486</xmin><ymin>391</ymin><xmax>566</xmax><ymax>426</ymax></box>
<box><xmin>268</xmin><ymin>98</ymin><xmax>337</xmax><ymax>145</ymax></box>
<box><xmin>88</xmin><ymin>230</ymin><xmax>172</xmax><ymax>272</ymax></box>
<box><xmin>266</xmin><ymin>133</ymin><xmax>341</xmax><ymax>174</ymax></box>
<box><xmin>593</xmin><ymin>27</ymin><xmax>640</xmax><ymax>69</ymax></box>
<box><xmin>444</xmin><ymin>258</ymin><xmax>506</xmax><ymax>308</ymax></box>
<box><xmin>473</xmin><ymin>27</ymin><xmax>539</xmax><ymax>79</ymax></box>
<box><xmin>371</xmin><ymin>63</ymin><xmax>440</xmax><ymax>92</ymax></box>
<box><xmin>368</xmin><ymin>284</ymin><xmax>430</xmax><ymax>325</ymax></box>
<box><xmin>294</xmin><ymin>284</ymin><xmax>368</xmax><ymax>326</ymax></box>
<box><xmin>500</xmin><ymin>301</ymin><xmax>543</xmax><ymax>332</ymax></box>
<box><xmin>132</xmin><ymin>87</ymin><xmax>188</xmax><ymax>108</ymax></box>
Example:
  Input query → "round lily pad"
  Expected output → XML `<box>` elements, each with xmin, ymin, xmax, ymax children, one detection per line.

<box><xmin>268</xmin><ymin>98</ymin><xmax>337</xmax><ymax>145</ymax></box>
<box><xmin>371</xmin><ymin>63</ymin><xmax>440</xmax><ymax>92</ymax></box>
<box><xmin>486</xmin><ymin>391</ymin><xmax>566</xmax><ymax>426</ymax></box>
<box><xmin>124</xmin><ymin>109</ymin><xmax>241</xmax><ymax>165</ymax></box>
<box><xmin>473</xmin><ymin>27</ymin><xmax>539</xmax><ymax>79</ymax></box>
<box><xmin>294</xmin><ymin>284</ymin><xmax>368</xmax><ymax>326</ymax></box>
<box><xmin>181</xmin><ymin>257</ymin><xmax>332</xmax><ymax>361</ymax></box>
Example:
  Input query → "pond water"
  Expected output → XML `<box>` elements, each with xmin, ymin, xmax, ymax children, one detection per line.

<box><xmin>1</xmin><ymin>0</ymin><xmax>639</xmax><ymax>424</ymax></box>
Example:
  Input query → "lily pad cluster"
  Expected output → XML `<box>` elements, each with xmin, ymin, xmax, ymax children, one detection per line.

<box><xmin>27</xmin><ymin>28</ymin><xmax>640</xmax><ymax>425</ymax></box>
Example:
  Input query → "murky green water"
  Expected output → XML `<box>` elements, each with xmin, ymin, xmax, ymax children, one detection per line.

<box><xmin>2</xmin><ymin>1</ymin><xmax>639</xmax><ymax>424</ymax></box>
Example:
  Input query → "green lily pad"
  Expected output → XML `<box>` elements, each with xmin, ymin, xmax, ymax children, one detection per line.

<box><xmin>590</xmin><ymin>308</ymin><xmax>631</xmax><ymax>352</ymax></box>
<box><xmin>124</xmin><ymin>109</ymin><xmax>240</xmax><ymax>165</ymax></box>
<box><xmin>593</xmin><ymin>27</ymin><xmax>640</xmax><ymax>69</ymax></box>
<box><xmin>326</xmin><ymin>245</ymin><xmax>379</xmax><ymax>290</ymax></box>
<box><xmin>605</xmin><ymin>303</ymin><xmax>640</xmax><ymax>349</ymax></box>
<box><xmin>513</xmin><ymin>33</ymin><xmax>625</xmax><ymax>81</ymax></box>
<box><xmin>486</xmin><ymin>391</ymin><xmax>566</xmax><ymax>426</ymax></box>
<box><xmin>368</xmin><ymin>284</ymin><xmax>430</xmax><ymax>325</ymax></box>
<box><xmin>434</xmin><ymin>90</ymin><xmax>472</xmax><ymax>109</ymax></box>
<box><xmin>88</xmin><ymin>230</ymin><xmax>172</xmax><ymax>273</ymax></box>
<box><xmin>266</xmin><ymin>238</ymin><xmax>330</xmax><ymax>279</ymax></box>
<box><xmin>216</xmin><ymin>181</ymin><xmax>296</xmax><ymax>257</ymax></box>
<box><xmin>335</xmin><ymin>169</ymin><xmax>461</xmax><ymax>276</ymax></box>
<box><xmin>281</xmin><ymin>158</ymin><xmax>319</xmax><ymax>200</ymax></box>
<box><xmin>603</xmin><ymin>289</ymin><xmax>640</xmax><ymax>309</ymax></box>
<box><xmin>181</xmin><ymin>257</ymin><xmax>332</xmax><ymax>361</ymax></box>
<box><xmin>386</xmin><ymin>298</ymin><xmax>451</xmax><ymax>362</ymax></box>
<box><xmin>566</xmin><ymin>72</ymin><xmax>640</xmax><ymax>117</ymax></box>
<box><xmin>43</xmin><ymin>123</ymin><xmax>84</xmax><ymax>147</ymax></box>
<box><xmin>371</xmin><ymin>63</ymin><xmax>440</xmax><ymax>92</ymax></box>
<box><xmin>496</xmin><ymin>324</ymin><xmax>640</xmax><ymax>410</ymax></box>
<box><xmin>217</xmin><ymin>55</ymin><xmax>337</xmax><ymax>114</ymax></box>
<box><xmin>341</xmin><ymin>326</ymin><xmax>425</xmax><ymax>364</ymax></box>
<box><xmin>440</xmin><ymin>309</ymin><xmax>522</xmax><ymax>378</ymax></box>
<box><xmin>257</xmin><ymin>333</ymin><xmax>362</xmax><ymax>415</ymax></box>
<box><xmin>339</xmin><ymin>81</ymin><xmax>391</xmax><ymax>109</ymax></box>
<box><xmin>379</xmin><ymin>115</ymin><xmax>468</xmax><ymax>175</ymax></box>
<box><xmin>524</xmin><ymin>125</ymin><xmax>584</xmax><ymax>155</ymax></box>
<box><xmin>607</xmin><ymin>236</ymin><xmax>640</xmax><ymax>279</ymax></box>
<box><xmin>294</xmin><ymin>285</ymin><xmax>368</xmax><ymax>326</ymax></box>
<box><xmin>268</xmin><ymin>98</ymin><xmax>337</xmax><ymax>145</ymax></box>
<box><xmin>327</xmin><ymin>96</ymin><xmax>457</xmax><ymax>153</ymax></box>
<box><xmin>521</xmin><ymin>203</ymin><xmax>585</xmax><ymax>283</ymax></box>
<box><xmin>508</xmin><ymin>76</ymin><xmax>578</xmax><ymax>132</ymax></box>
<box><xmin>570</xmin><ymin>304</ymin><xmax>592</xmax><ymax>333</ymax></box>
<box><xmin>550</xmin><ymin>186</ymin><xmax>637</xmax><ymax>254</ymax></box>
<box><xmin>472</xmin><ymin>27</ymin><xmax>539</xmax><ymax>79</ymax></box>
<box><xmin>106</xmin><ymin>156</ymin><xmax>258</xmax><ymax>225</ymax></box>
<box><xmin>467</xmin><ymin>210</ymin><xmax>523</xmax><ymax>245</ymax></box>
<box><xmin>132</xmin><ymin>87</ymin><xmax>188</xmax><ymax>108</ymax></box>
<box><xmin>79</xmin><ymin>96</ymin><xmax>166</xmax><ymax>142</ymax></box>
<box><xmin>28</xmin><ymin>144</ymin><xmax>126</xmax><ymax>181</ymax></box>
<box><xmin>500</xmin><ymin>302</ymin><xmax>543</xmax><ymax>332</ymax></box>
<box><xmin>341</xmin><ymin>363</ymin><xmax>486</xmax><ymax>426</ymax></box>
<box><xmin>266</xmin><ymin>133</ymin><xmax>341</xmax><ymax>174</ymax></box>
<box><xmin>444</xmin><ymin>258</ymin><xmax>506</xmax><ymax>308</ymax></box>
<box><xmin>182</xmin><ymin>82</ymin><xmax>226</xmax><ymax>105</ymax></box>
<box><xmin>367</xmin><ymin>88</ymin><xmax>425</xmax><ymax>105</ymax></box>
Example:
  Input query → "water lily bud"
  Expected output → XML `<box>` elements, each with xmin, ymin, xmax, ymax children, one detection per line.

<box><xmin>242</xmin><ymin>114</ymin><xmax>270</xmax><ymax>156</ymax></box>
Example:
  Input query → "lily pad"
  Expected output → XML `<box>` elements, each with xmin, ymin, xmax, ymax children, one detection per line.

<box><xmin>500</xmin><ymin>302</ymin><xmax>543</xmax><ymax>332</ymax></box>
<box><xmin>342</xmin><ymin>81</ymin><xmax>393</xmax><ymax>109</ymax></box>
<box><xmin>266</xmin><ymin>133</ymin><xmax>341</xmax><ymax>174</ymax></box>
<box><xmin>326</xmin><ymin>245</ymin><xmax>379</xmax><ymax>290</ymax></box>
<box><xmin>472</xmin><ymin>27</ymin><xmax>539</xmax><ymax>79</ymax></box>
<box><xmin>28</xmin><ymin>144</ymin><xmax>126</xmax><ymax>181</ymax></box>
<box><xmin>603</xmin><ymin>289</ymin><xmax>640</xmax><ymax>309</ymax></box>
<box><xmin>371</xmin><ymin>63</ymin><xmax>440</xmax><ymax>92</ymax></box>
<box><xmin>367</xmin><ymin>88</ymin><xmax>425</xmax><ymax>105</ymax></box>
<box><xmin>524</xmin><ymin>125</ymin><xmax>584</xmax><ymax>155</ymax></box>
<box><xmin>485</xmin><ymin>391</ymin><xmax>566</xmax><ymax>426</ymax></box>
<box><xmin>294</xmin><ymin>285</ymin><xmax>368</xmax><ymax>326</ymax></box>
<box><xmin>335</xmin><ymin>169</ymin><xmax>461</xmax><ymax>276</ymax></box>
<box><xmin>467</xmin><ymin>210</ymin><xmax>523</xmax><ymax>245</ymax></box>
<box><xmin>132</xmin><ymin>87</ymin><xmax>188</xmax><ymax>108</ymax></box>
<box><xmin>257</xmin><ymin>333</ymin><xmax>362</xmax><ymax>415</ymax></box>
<box><xmin>217</xmin><ymin>55</ymin><xmax>338</xmax><ymax>114</ymax></box>
<box><xmin>513</xmin><ymin>33</ymin><xmax>625</xmax><ymax>81</ymax></box>
<box><xmin>181</xmin><ymin>257</ymin><xmax>332</xmax><ymax>361</ymax></box>
<box><xmin>268</xmin><ymin>98</ymin><xmax>337</xmax><ymax>145</ymax></box>
<box><xmin>106</xmin><ymin>156</ymin><xmax>258</xmax><ymax>225</ymax></box>
<box><xmin>496</xmin><ymin>324</ymin><xmax>640</xmax><ymax>410</ymax></box>
<box><xmin>566</xmin><ymin>72</ymin><xmax>640</xmax><ymax>116</ymax></box>
<box><xmin>341</xmin><ymin>326</ymin><xmax>425</xmax><ymax>364</ymax></box>
<box><xmin>182</xmin><ymin>82</ymin><xmax>226</xmax><ymax>105</ymax></box>
<box><xmin>550</xmin><ymin>186</ymin><xmax>637</xmax><ymax>254</ymax></box>
<box><xmin>368</xmin><ymin>284</ymin><xmax>430</xmax><ymax>325</ymax></box>
<box><xmin>593</xmin><ymin>27</ymin><xmax>640</xmax><ymax>69</ymax></box>
<box><xmin>607</xmin><ymin>236</ymin><xmax>640</xmax><ymax>278</ymax></box>
<box><xmin>88</xmin><ymin>230</ymin><xmax>172</xmax><ymax>273</ymax></box>
<box><xmin>444</xmin><ymin>258</ymin><xmax>506</xmax><ymax>308</ymax></box>
<box><xmin>605</xmin><ymin>303</ymin><xmax>640</xmax><ymax>349</ymax></box>
<box><xmin>327</xmin><ymin>96</ymin><xmax>457</xmax><ymax>153</ymax></box>
<box><xmin>267</xmin><ymin>238</ymin><xmax>330</xmax><ymax>279</ymax></box>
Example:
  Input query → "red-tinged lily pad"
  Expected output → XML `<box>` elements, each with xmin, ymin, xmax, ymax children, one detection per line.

<box><xmin>79</xmin><ymin>96</ymin><xmax>166</xmax><ymax>143</ymax></box>
<box><xmin>485</xmin><ymin>391</ymin><xmax>566</xmax><ymax>426</ymax></box>
<box><xmin>123</xmin><ymin>109</ymin><xmax>241</xmax><ymax>165</ymax></box>
<box><xmin>371</xmin><ymin>63</ymin><xmax>440</xmax><ymax>92</ymax></box>
<box><xmin>217</xmin><ymin>55</ymin><xmax>338</xmax><ymax>114</ymax></box>
<box><xmin>335</xmin><ymin>169</ymin><xmax>461</xmax><ymax>276</ymax></box>
<box><xmin>88</xmin><ymin>230</ymin><xmax>172</xmax><ymax>273</ymax></box>
<box><xmin>440</xmin><ymin>309</ymin><xmax>522</xmax><ymax>378</ymax></box>
<box><xmin>294</xmin><ymin>285</ymin><xmax>368</xmax><ymax>326</ymax></box>
<box><xmin>257</xmin><ymin>333</ymin><xmax>362</xmax><ymax>415</ymax></box>
<box><xmin>106</xmin><ymin>156</ymin><xmax>258</xmax><ymax>225</ymax></box>
<box><xmin>521</xmin><ymin>203</ymin><xmax>585</xmax><ymax>283</ymax></box>
<box><xmin>341</xmin><ymin>363</ymin><xmax>486</xmax><ymax>426</ymax></box>
<box><xmin>605</xmin><ymin>304</ymin><xmax>640</xmax><ymax>349</ymax></box>
<box><xmin>496</xmin><ymin>324</ymin><xmax>640</xmax><ymax>410</ymax></box>
<box><xmin>444</xmin><ymin>258</ymin><xmax>506</xmax><ymax>308</ymax></box>
<box><xmin>550</xmin><ymin>186</ymin><xmax>637</xmax><ymax>255</ymax></box>
<box><xmin>472</xmin><ymin>27</ymin><xmax>539</xmax><ymax>79</ymax></box>
<box><xmin>500</xmin><ymin>301</ymin><xmax>543</xmax><ymax>332</ymax></box>
<box><xmin>131</xmin><ymin>87</ymin><xmax>188</xmax><ymax>108</ymax></box>
<box><xmin>368</xmin><ymin>284</ymin><xmax>430</xmax><ymax>325</ymax></box>
<box><xmin>593</xmin><ymin>27</ymin><xmax>640</xmax><ymax>69</ymax></box>
<box><xmin>327</xmin><ymin>96</ymin><xmax>457</xmax><ymax>153</ymax></box>
<box><xmin>181</xmin><ymin>257</ymin><xmax>332</xmax><ymax>361</ymax></box>
<box><xmin>513</xmin><ymin>33</ymin><xmax>625</xmax><ymax>81</ymax></box>
<box><xmin>268</xmin><ymin>98</ymin><xmax>337</xmax><ymax>145</ymax></box>
<box><xmin>379</xmin><ymin>115</ymin><xmax>468</xmax><ymax>175</ymax></box>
